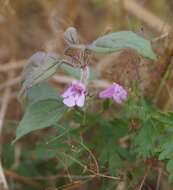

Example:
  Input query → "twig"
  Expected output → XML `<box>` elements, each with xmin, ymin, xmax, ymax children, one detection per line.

<box><xmin>153</xmin><ymin>53</ymin><xmax>172</xmax><ymax>106</ymax></box>
<box><xmin>63</xmin><ymin>153</ymin><xmax>121</xmax><ymax>181</ymax></box>
<box><xmin>0</xmin><ymin>74</ymin><xmax>111</xmax><ymax>92</ymax></box>
<box><xmin>52</xmin><ymin>75</ymin><xmax>75</xmax><ymax>84</ymax></box>
<box><xmin>163</xmin><ymin>84</ymin><xmax>173</xmax><ymax>110</ymax></box>
<box><xmin>0</xmin><ymin>92</ymin><xmax>17</xmax><ymax>103</ymax></box>
<box><xmin>59</xmin><ymin>156</ymin><xmax>73</xmax><ymax>183</ymax></box>
<box><xmin>46</xmin><ymin>129</ymin><xmax>70</xmax><ymax>144</ymax></box>
<box><xmin>0</xmin><ymin>162</ymin><xmax>8</xmax><ymax>190</ymax></box>
<box><xmin>137</xmin><ymin>169</ymin><xmax>148</xmax><ymax>190</ymax></box>
<box><xmin>79</xmin><ymin>140</ymin><xmax>100</xmax><ymax>174</ymax></box>
<box><xmin>4</xmin><ymin>169</ymin><xmax>43</xmax><ymax>189</ymax></box>
<box><xmin>0</xmin><ymin>71</ymin><xmax>14</xmax><ymax>190</ymax></box>
<box><xmin>152</xmin><ymin>33</ymin><xmax>169</xmax><ymax>42</ymax></box>
<box><xmin>0</xmin><ymin>80</ymin><xmax>11</xmax><ymax>133</ymax></box>
<box><xmin>0</xmin><ymin>76</ymin><xmax>21</xmax><ymax>91</ymax></box>
<box><xmin>32</xmin><ymin>174</ymin><xmax>95</xmax><ymax>180</ymax></box>
<box><xmin>0</xmin><ymin>60</ymin><xmax>24</xmax><ymax>72</ymax></box>
<box><xmin>53</xmin><ymin>75</ymin><xmax>111</xmax><ymax>88</ymax></box>
<box><xmin>153</xmin><ymin>31</ymin><xmax>173</xmax><ymax>109</ymax></box>
<box><xmin>156</xmin><ymin>168</ymin><xmax>162</xmax><ymax>190</ymax></box>
<box><xmin>57</xmin><ymin>178</ymin><xmax>91</xmax><ymax>190</ymax></box>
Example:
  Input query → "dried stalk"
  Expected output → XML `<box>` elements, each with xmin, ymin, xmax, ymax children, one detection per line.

<box><xmin>137</xmin><ymin>169</ymin><xmax>149</xmax><ymax>190</ymax></box>
<box><xmin>0</xmin><ymin>162</ymin><xmax>8</xmax><ymax>190</ymax></box>
<box><xmin>4</xmin><ymin>170</ymin><xmax>42</xmax><ymax>189</ymax></box>
<box><xmin>0</xmin><ymin>76</ymin><xmax>20</xmax><ymax>91</ymax></box>
<box><xmin>0</xmin><ymin>73</ymin><xmax>111</xmax><ymax>93</ymax></box>
<box><xmin>0</xmin><ymin>71</ymin><xmax>13</xmax><ymax>190</ymax></box>
<box><xmin>0</xmin><ymin>60</ymin><xmax>24</xmax><ymax>72</ymax></box>
<box><xmin>156</xmin><ymin>168</ymin><xmax>162</xmax><ymax>190</ymax></box>
<box><xmin>0</xmin><ymin>92</ymin><xmax>17</xmax><ymax>104</ymax></box>
<box><xmin>123</xmin><ymin>0</ymin><xmax>171</xmax><ymax>34</ymax></box>
<box><xmin>154</xmin><ymin>31</ymin><xmax>173</xmax><ymax>109</ymax></box>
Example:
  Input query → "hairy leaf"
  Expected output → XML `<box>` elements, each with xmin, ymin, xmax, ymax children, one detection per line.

<box><xmin>87</xmin><ymin>31</ymin><xmax>157</xmax><ymax>60</ymax></box>
<box><xmin>26</xmin><ymin>82</ymin><xmax>58</xmax><ymax>105</ymax></box>
<box><xmin>22</xmin><ymin>52</ymin><xmax>62</xmax><ymax>90</ymax></box>
<box><xmin>13</xmin><ymin>99</ymin><xmax>67</xmax><ymax>142</ymax></box>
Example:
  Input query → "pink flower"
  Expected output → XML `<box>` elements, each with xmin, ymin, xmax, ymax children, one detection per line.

<box><xmin>62</xmin><ymin>81</ymin><xmax>86</xmax><ymax>107</ymax></box>
<box><xmin>99</xmin><ymin>83</ymin><xmax>127</xmax><ymax>104</ymax></box>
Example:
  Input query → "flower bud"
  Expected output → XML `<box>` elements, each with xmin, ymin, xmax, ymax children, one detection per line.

<box><xmin>64</xmin><ymin>27</ymin><xmax>79</xmax><ymax>45</ymax></box>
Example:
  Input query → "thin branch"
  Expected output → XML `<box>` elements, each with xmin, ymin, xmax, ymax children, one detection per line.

<box><xmin>0</xmin><ymin>76</ymin><xmax>21</xmax><ymax>91</ymax></box>
<box><xmin>57</xmin><ymin>178</ymin><xmax>92</xmax><ymax>190</ymax></box>
<box><xmin>4</xmin><ymin>169</ymin><xmax>43</xmax><ymax>189</ymax></box>
<box><xmin>0</xmin><ymin>80</ymin><xmax>11</xmax><ymax>133</ymax></box>
<box><xmin>0</xmin><ymin>92</ymin><xmax>17</xmax><ymax>103</ymax></box>
<box><xmin>63</xmin><ymin>153</ymin><xmax>121</xmax><ymax>181</ymax></box>
<box><xmin>59</xmin><ymin>156</ymin><xmax>73</xmax><ymax>183</ymax></box>
<box><xmin>152</xmin><ymin>33</ymin><xmax>169</xmax><ymax>42</ymax></box>
<box><xmin>32</xmin><ymin>174</ymin><xmax>95</xmax><ymax>180</ymax></box>
<box><xmin>0</xmin><ymin>60</ymin><xmax>24</xmax><ymax>72</ymax></box>
<box><xmin>79</xmin><ymin>140</ymin><xmax>100</xmax><ymax>174</ymax></box>
<box><xmin>0</xmin><ymin>71</ymin><xmax>14</xmax><ymax>190</ymax></box>
<box><xmin>0</xmin><ymin>74</ymin><xmax>111</xmax><ymax>92</ymax></box>
<box><xmin>137</xmin><ymin>169</ymin><xmax>148</xmax><ymax>190</ymax></box>
<box><xmin>156</xmin><ymin>168</ymin><xmax>162</xmax><ymax>190</ymax></box>
<box><xmin>0</xmin><ymin>162</ymin><xmax>8</xmax><ymax>190</ymax></box>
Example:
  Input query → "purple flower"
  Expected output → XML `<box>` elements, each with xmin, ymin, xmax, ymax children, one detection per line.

<box><xmin>99</xmin><ymin>83</ymin><xmax>127</xmax><ymax>104</ymax></box>
<box><xmin>62</xmin><ymin>81</ymin><xmax>86</xmax><ymax>107</ymax></box>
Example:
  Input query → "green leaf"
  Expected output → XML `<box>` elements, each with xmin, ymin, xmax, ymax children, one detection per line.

<box><xmin>159</xmin><ymin>142</ymin><xmax>173</xmax><ymax>160</ymax></box>
<box><xmin>34</xmin><ymin>147</ymin><xmax>57</xmax><ymax>160</ymax></box>
<box><xmin>99</xmin><ymin>144</ymin><xmax>109</xmax><ymax>165</ymax></box>
<box><xmin>13</xmin><ymin>99</ymin><xmax>67</xmax><ymax>143</ymax></box>
<box><xmin>153</xmin><ymin>112</ymin><xmax>173</xmax><ymax>128</ymax></box>
<box><xmin>87</xmin><ymin>31</ymin><xmax>157</xmax><ymax>60</ymax></box>
<box><xmin>102</xmin><ymin>99</ymin><xmax>111</xmax><ymax>112</ymax></box>
<box><xmin>133</xmin><ymin>120</ymin><xmax>159</xmax><ymax>158</ymax></box>
<box><xmin>98</xmin><ymin>118</ymin><xmax>128</xmax><ymax>140</ymax></box>
<box><xmin>109</xmin><ymin>151</ymin><xmax>122</xmax><ymax>176</ymax></box>
<box><xmin>26</xmin><ymin>82</ymin><xmax>58</xmax><ymax>105</ymax></box>
<box><xmin>22</xmin><ymin>52</ymin><xmax>62</xmax><ymax>89</ymax></box>
<box><xmin>2</xmin><ymin>144</ymin><xmax>14</xmax><ymax>168</ymax></box>
<box><xmin>15</xmin><ymin>162</ymin><xmax>40</xmax><ymax>177</ymax></box>
<box><xmin>166</xmin><ymin>160</ymin><xmax>173</xmax><ymax>182</ymax></box>
<box><xmin>99</xmin><ymin>142</ymin><xmax>122</xmax><ymax>176</ymax></box>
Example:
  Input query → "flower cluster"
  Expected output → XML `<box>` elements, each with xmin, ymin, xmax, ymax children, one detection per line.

<box><xmin>62</xmin><ymin>80</ymin><xmax>127</xmax><ymax>108</ymax></box>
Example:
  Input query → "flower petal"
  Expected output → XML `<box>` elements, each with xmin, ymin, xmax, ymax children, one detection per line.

<box><xmin>62</xmin><ymin>86</ymin><xmax>73</xmax><ymax>98</ymax></box>
<box><xmin>99</xmin><ymin>85</ymin><xmax>115</xmax><ymax>99</ymax></box>
<box><xmin>113</xmin><ymin>84</ymin><xmax>127</xmax><ymax>104</ymax></box>
<box><xmin>63</xmin><ymin>96</ymin><xmax>76</xmax><ymax>107</ymax></box>
<box><xmin>113</xmin><ymin>95</ymin><xmax>123</xmax><ymax>104</ymax></box>
<box><xmin>76</xmin><ymin>93</ymin><xmax>85</xmax><ymax>107</ymax></box>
